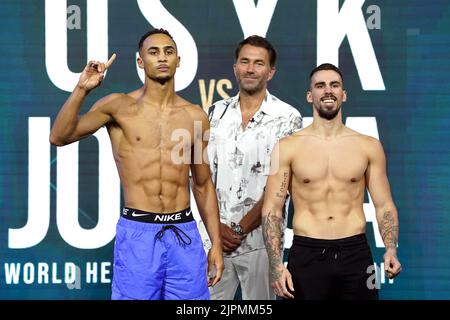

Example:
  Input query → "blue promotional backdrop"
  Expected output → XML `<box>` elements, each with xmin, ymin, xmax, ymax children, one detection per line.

<box><xmin>1</xmin><ymin>0</ymin><xmax>449</xmax><ymax>299</ymax></box>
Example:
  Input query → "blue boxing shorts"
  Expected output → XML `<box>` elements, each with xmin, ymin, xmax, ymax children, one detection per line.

<box><xmin>111</xmin><ymin>207</ymin><xmax>209</xmax><ymax>300</ymax></box>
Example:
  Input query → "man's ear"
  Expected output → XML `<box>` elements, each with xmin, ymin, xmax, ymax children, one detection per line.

<box><xmin>267</xmin><ymin>67</ymin><xmax>276</xmax><ymax>82</ymax></box>
<box><xmin>137</xmin><ymin>55</ymin><xmax>144</xmax><ymax>69</ymax></box>
<box><xmin>306</xmin><ymin>90</ymin><xmax>313</xmax><ymax>103</ymax></box>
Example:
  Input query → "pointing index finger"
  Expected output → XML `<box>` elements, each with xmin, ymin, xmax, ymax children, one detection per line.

<box><xmin>105</xmin><ymin>53</ymin><xmax>117</xmax><ymax>69</ymax></box>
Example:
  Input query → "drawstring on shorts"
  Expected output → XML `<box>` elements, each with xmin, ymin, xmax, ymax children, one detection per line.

<box><xmin>319</xmin><ymin>245</ymin><xmax>341</xmax><ymax>260</ymax></box>
<box><xmin>155</xmin><ymin>225</ymin><xmax>192</xmax><ymax>247</ymax></box>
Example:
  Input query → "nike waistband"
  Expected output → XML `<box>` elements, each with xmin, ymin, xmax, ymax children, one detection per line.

<box><xmin>121</xmin><ymin>207</ymin><xmax>194</xmax><ymax>224</ymax></box>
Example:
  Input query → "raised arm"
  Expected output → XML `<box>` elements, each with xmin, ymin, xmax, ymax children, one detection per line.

<box><xmin>50</xmin><ymin>54</ymin><xmax>117</xmax><ymax>146</ymax></box>
<box><xmin>190</xmin><ymin>109</ymin><xmax>224</xmax><ymax>287</ymax></box>
<box><xmin>365</xmin><ymin>137</ymin><xmax>402</xmax><ymax>279</ymax></box>
<box><xmin>262</xmin><ymin>139</ymin><xmax>294</xmax><ymax>299</ymax></box>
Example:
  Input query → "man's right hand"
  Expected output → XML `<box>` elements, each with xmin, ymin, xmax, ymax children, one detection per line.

<box><xmin>77</xmin><ymin>53</ymin><xmax>116</xmax><ymax>91</ymax></box>
<box><xmin>220</xmin><ymin>223</ymin><xmax>244</xmax><ymax>253</ymax></box>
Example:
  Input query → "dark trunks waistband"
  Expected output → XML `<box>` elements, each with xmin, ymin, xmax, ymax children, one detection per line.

<box><xmin>292</xmin><ymin>233</ymin><xmax>368</xmax><ymax>248</ymax></box>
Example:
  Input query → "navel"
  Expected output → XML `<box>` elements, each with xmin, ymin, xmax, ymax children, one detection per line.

<box><xmin>303</xmin><ymin>178</ymin><xmax>310</xmax><ymax>184</ymax></box>
<box><xmin>136</xmin><ymin>136</ymin><xmax>141</xmax><ymax>141</ymax></box>
<box><xmin>350</xmin><ymin>177</ymin><xmax>357</xmax><ymax>182</ymax></box>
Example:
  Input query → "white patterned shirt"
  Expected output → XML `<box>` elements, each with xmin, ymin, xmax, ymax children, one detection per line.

<box><xmin>200</xmin><ymin>91</ymin><xmax>302</xmax><ymax>257</ymax></box>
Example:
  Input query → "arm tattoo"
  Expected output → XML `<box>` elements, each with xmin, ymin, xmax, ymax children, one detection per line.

<box><xmin>276</xmin><ymin>172</ymin><xmax>289</xmax><ymax>198</ymax></box>
<box><xmin>380</xmin><ymin>211</ymin><xmax>399</xmax><ymax>249</ymax></box>
<box><xmin>262</xmin><ymin>211</ymin><xmax>284</xmax><ymax>282</ymax></box>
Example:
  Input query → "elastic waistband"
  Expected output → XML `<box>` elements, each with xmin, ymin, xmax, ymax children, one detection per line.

<box><xmin>121</xmin><ymin>207</ymin><xmax>194</xmax><ymax>224</ymax></box>
<box><xmin>292</xmin><ymin>233</ymin><xmax>368</xmax><ymax>248</ymax></box>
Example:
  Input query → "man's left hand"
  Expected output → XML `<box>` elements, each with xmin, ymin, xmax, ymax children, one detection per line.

<box><xmin>384</xmin><ymin>250</ymin><xmax>402</xmax><ymax>279</ymax></box>
<box><xmin>207</xmin><ymin>244</ymin><xmax>224</xmax><ymax>287</ymax></box>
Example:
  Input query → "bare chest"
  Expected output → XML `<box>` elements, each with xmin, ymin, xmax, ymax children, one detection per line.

<box><xmin>111</xmin><ymin>108</ymin><xmax>195</xmax><ymax>151</ymax></box>
<box><xmin>292</xmin><ymin>140</ymin><xmax>368</xmax><ymax>184</ymax></box>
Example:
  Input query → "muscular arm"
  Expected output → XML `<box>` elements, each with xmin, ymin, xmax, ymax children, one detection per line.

<box><xmin>191</xmin><ymin>160</ymin><xmax>222</xmax><ymax>247</ymax></box>
<box><xmin>50</xmin><ymin>90</ymin><xmax>119</xmax><ymax>145</ymax></box>
<box><xmin>366</xmin><ymin>138</ymin><xmax>402</xmax><ymax>278</ymax></box>
<box><xmin>262</xmin><ymin>140</ymin><xmax>294</xmax><ymax>298</ymax></box>
<box><xmin>190</xmin><ymin>109</ymin><xmax>224</xmax><ymax>286</ymax></box>
<box><xmin>50</xmin><ymin>55</ymin><xmax>117</xmax><ymax>146</ymax></box>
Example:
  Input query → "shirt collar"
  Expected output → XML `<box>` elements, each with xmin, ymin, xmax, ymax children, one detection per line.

<box><xmin>259</xmin><ymin>91</ymin><xmax>275</xmax><ymax>117</ymax></box>
<box><xmin>233</xmin><ymin>90</ymin><xmax>275</xmax><ymax>117</ymax></box>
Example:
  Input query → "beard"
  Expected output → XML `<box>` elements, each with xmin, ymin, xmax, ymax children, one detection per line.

<box><xmin>317</xmin><ymin>105</ymin><xmax>340</xmax><ymax>120</ymax></box>
<box><xmin>316</xmin><ymin>95</ymin><xmax>341</xmax><ymax>120</ymax></box>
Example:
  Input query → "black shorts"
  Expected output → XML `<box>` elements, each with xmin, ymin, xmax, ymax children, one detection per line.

<box><xmin>287</xmin><ymin>233</ymin><xmax>378</xmax><ymax>300</ymax></box>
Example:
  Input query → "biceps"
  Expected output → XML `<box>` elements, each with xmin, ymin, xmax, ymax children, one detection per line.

<box><xmin>191</xmin><ymin>162</ymin><xmax>212</xmax><ymax>188</ymax></box>
<box><xmin>264</xmin><ymin>169</ymin><xmax>290</xmax><ymax>213</ymax></box>
<box><xmin>74</xmin><ymin>110</ymin><xmax>111</xmax><ymax>139</ymax></box>
<box><xmin>365</xmin><ymin>140</ymin><xmax>395</xmax><ymax>208</ymax></box>
<box><xmin>367</xmin><ymin>171</ymin><xmax>393</xmax><ymax>208</ymax></box>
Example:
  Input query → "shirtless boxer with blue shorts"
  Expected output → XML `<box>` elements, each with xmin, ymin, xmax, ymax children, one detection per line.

<box><xmin>50</xmin><ymin>29</ymin><xmax>223</xmax><ymax>300</ymax></box>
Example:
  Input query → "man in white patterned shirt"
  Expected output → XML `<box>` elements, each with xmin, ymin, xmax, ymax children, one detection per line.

<box><xmin>200</xmin><ymin>35</ymin><xmax>302</xmax><ymax>300</ymax></box>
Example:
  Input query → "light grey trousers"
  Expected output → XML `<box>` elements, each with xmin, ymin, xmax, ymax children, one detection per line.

<box><xmin>209</xmin><ymin>249</ymin><xmax>276</xmax><ymax>300</ymax></box>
